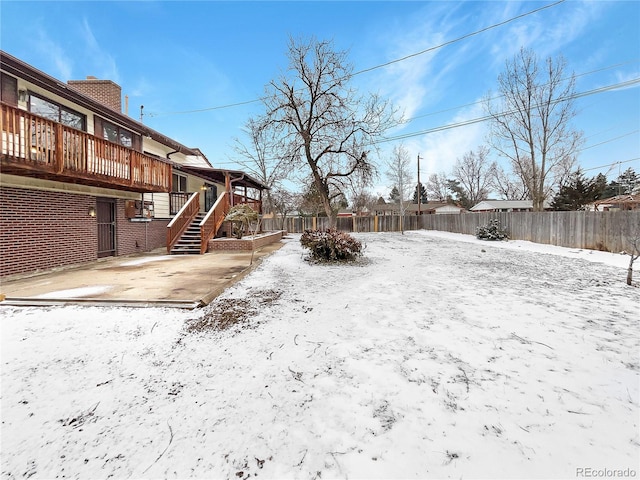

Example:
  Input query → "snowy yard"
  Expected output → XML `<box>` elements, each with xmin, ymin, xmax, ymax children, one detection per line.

<box><xmin>1</xmin><ymin>231</ymin><xmax>638</xmax><ymax>479</ymax></box>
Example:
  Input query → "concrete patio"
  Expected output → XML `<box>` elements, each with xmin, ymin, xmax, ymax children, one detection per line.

<box><xmin>0</xmin><ymin>241</ymin><xmax>284</xmax><ymax>309</ymax></box>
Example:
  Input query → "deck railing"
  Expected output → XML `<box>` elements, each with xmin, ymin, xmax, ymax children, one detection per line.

<box><xmin>169</xmin><ymin>192</ymin><xmax>191</xmax><ymax>215</ymax></box>
<box><xmin>200</xmin><ymin>193</ymin><xmax>230</xmax><ymax>254</ymax></box>
<box><xmin>166</xmin><ymin>192</ymin><xmax>200</xmax><ymax>253</ymax></box>
<box><xmin>1</xmin><ymin>103</ymin><xmax>171</xmax><ymax>192</ymax></box>
<box><xmin>232</xmin><ymin>193</ymin><xmax>261</xmax><ymax>213</ymax></box>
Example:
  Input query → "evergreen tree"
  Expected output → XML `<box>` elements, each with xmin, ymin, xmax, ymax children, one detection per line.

<box><xmin>446</xmin><ymin>179</ymin><xmax>471</xmax><ymax>209</ymax></box>
<box><xmin>603</xmin><ymin>168</ymin><xmax>639</xmax><ymax>197</ymax></box>
<box><xmin>335</xmin><ymin>193</ymin><xmax>349</xmax><ymax>209</ymax></box>
<box><xmin>592</xmin><ymin>173</ymin><xmax>608</xmax><ymax>199</ymax></box>
<box><xmin>300</xmin><ymin>181</ymin><xmax>325</xmax><ymax>216</ymax></box>
<box><xmin>603</xmin><ymin>180</ymin><xmax>621</xmax><ymax>198</ymax></box>
<box><xmin>388</xmin><ymin>186</ymin><xmax>400</xmax><ymax>203</ymax></box>
<box><xmin>551</xmin><ymin>169</ymin><xmax>601</xmax><ymax>210</ymax></box>
<box><xmin>618</xmin><ymin>168</ymin><xmax>639</xmax><ymax>194</ymax></box>
<box><xmin>412</xmin><ymin>183</ymin><xmax>428</xmax><ymax>204</ymax></box>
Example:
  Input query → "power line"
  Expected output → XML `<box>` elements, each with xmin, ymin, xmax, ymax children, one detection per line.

<box><xmin>213</xmin><ymin>77</ymin><xmax>639</xmax><ymax>168</ymax></box>
<box><xmin>147</xmin><ymin>0</ymin><xmax>566</xmax><ymax>118</ymax></box>
<box><xmin>403</xmin><ymin>59</ymin><xmax>639</xmax><ymax>124</ymax></box>
<box><xmin>582</xmin><ymin>158</ymin><xmax>639</xmax><ymax>173</ymax></box>
<box><xmin>352</xmin><ymin>0</ymin><xmax>566</xmax><ymax>77</ymax></box>
<box><xmin>375</xmin><ymin>77</ymin><xmax>640</xmax><ymax>144</ymax></box>
<box><xmin>578</xmin><ymin>130</ymin><xmax>640</xmax><ymax>152</ymax></box>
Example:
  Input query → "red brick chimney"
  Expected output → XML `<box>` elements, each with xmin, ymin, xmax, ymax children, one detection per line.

<box><xmin>67</xmin><ymin>76</ymin><xmax>122</xmax><ymax>112</ymax></box>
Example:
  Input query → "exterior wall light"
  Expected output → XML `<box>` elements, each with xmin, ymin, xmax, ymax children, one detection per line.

<box><xmin>88</xmin><ymin>206</ymin><xmax>96</xmax><ymax>217</ymax></box>
<box><xmin>18</xmin><ymin>89</ymin><xmax>27</xmax><ymax>102</ymax></box>
<box><xmin>200</xmin><ymin>184</ymin><xmax>208</xmax><ymax>191</ymax></box>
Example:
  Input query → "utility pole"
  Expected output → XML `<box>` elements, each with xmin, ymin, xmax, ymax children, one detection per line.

<box><xmin>417</xmin><ymin>154</ymin><xmax>422</xmax><ymax>216</ymax></box>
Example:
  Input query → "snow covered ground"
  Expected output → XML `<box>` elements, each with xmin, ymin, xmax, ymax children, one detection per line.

<box><xmin>1</xmin><ymin>231</ymin><xmax>638</xmax><ymax>479</ymax></box>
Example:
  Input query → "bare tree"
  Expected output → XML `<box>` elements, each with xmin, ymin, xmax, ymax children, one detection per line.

<box><xmin>486</xmin><ymin>47</ymin><xmax>583</xmax><ymax>211</ymax></box>
<box><xmin>426</xmin><ymin>172</ymin><xmax>451</xmax><ymax>202</ymax></box>
<box><xmin>624</xmin><ymin>217</ymin><xmax>640</xmax><ymax>286</ymax></box>
<box><xmin>232</xmin><ymin>118</ymin><xmax>291</xmax><ymax>215</ymax></box>
<box><xmin>385</xmin><ymin>143</ymin><xmax>413</xmax><ymax>234</ymax></box>
<box><xmin>257</xmin><ymin>36</ymin><xmax>399</xmax><ymax>229</ymax></box>
<box><xmin>270</xmin><ymin>188</ymin><xmax>300</xmax><ymax>230</ymax></box>
<box><xmin>348</xmin><ymin>173</ymin><xmax>376</xmax><ymax>215</ymax></box>
<box><xmin>350</xmin><ymin>190</ymin><xmax>376</xmax><ymax>215</ymax></box>
<box><xmin>490</xmin><ymin>163</ymin><xmax>529</xmax><ymax>200</ymax></box>
<box><xmin>451</xmin><ymin>146</ymin><xmax>495</xmax><ymax>208</ymax></box>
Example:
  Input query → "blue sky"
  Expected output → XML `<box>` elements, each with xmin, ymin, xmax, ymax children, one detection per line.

<box><xmin>1</xmin><ymin>0</ymin><xmax>638</xmax><ymax>196</ymax></box>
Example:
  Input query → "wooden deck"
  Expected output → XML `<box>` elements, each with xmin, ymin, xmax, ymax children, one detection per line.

<box><xmin>1</xmin><ymin>103</ymin><xmax>171</xmax><ymax>193</ymax></box>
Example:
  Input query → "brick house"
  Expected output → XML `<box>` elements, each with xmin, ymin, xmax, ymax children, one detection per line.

<box><xmin>586</xmin><ymin>194</ymin><xmax>640</xmax><ymax>212</ymax></box>
<box><xmin>1</xmin><ymin>51</ymin><xmax>266</xmax><ymax>278</ymax></box>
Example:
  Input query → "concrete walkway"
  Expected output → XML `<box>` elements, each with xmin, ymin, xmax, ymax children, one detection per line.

<box><xmin>0</xmin><ymin>242</ymin><xmax>284</xmax><ymax>309</ymax></box>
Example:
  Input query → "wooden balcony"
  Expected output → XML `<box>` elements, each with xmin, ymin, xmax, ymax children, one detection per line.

<box><xmin>1</xmin><ymin>103</ymin><xmax>171</xmax><ymax>193</ymax></box>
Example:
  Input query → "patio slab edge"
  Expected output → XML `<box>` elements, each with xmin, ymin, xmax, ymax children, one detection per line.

<box><xmin>0</xmin><ymin>298</ymin><xmax>203</xmax><ymax>309</ymax></box>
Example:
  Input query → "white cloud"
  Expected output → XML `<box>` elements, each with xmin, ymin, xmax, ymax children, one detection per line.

<box><xmin>80</xmin><ymin>17</ymin><xmax>120</xmax><ymax>83</ymax></box>
<box><xmin>128</xmin><ymin>77</ymin><xmax>152</xmax><ymax>98</ymax></box>
<box><xmin>412</xmin><ymin>102</ymin><xmax>489</xmax><ymax>176</ymax></box>
<box><xmin>488</xmin><ymin>0</ymin><xmax>606</xmax><ymax>66</ymax></box>
<box><xmin>364</xmin><ymin>4</ymin><xmax>502</xmax><ymax>190</ymax></box>
<box><xmin>33</xmin><ymin>28</ymin><xmax>73</xmax><ymax>80</ymax></box>
<box><xmin>614</xmin><ymin>69</ymin><xmax>640</xmax><ymax>88</ymax></box>
<box><xmin>362</xmin><ymin>3</ymin><xmax>471</xmax><ymax>121</ymax></box>
<box><xmin>369</xmin><ymin>0</ymin><xmax>617</xmax><ymax>187</ymax></box>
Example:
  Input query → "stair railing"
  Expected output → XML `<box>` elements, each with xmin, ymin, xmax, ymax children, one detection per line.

<box><xmin>167</xmin><ymin>192</ymin><xmax>200</xmax><ymax>253</ymax></box>
<box><xmin>200</xmin><ymin>192</ymin><xmax>230</xmax><ymax>254</ymax></box>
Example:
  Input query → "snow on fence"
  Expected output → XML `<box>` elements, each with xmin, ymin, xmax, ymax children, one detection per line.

<box><xmin>262</xmin><ymin>210</ymin><xmax>640</xmax><ymax>253</ymax></box>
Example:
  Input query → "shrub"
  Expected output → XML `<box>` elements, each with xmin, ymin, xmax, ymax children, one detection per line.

<box><xmin>300</xmin><ymin>229</ymin><xmax>363</xmax><ymax>262</ymax></box>
<box><xmin>225</xmin><ymin>205</ymin><xmax>258</xmax><ymax>239</ymax></box>
<box><xmin>476</xmin><ymin>218</ymin><xmax>509</xmax><ymax>241</ymax></box>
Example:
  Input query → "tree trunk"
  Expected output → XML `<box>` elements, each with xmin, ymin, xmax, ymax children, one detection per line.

<box><xmin>627</xmin><ymin>256</ymin><xmax>635</xmax><ymax>286</ymax></box>
<box><xmin>329</xmin><ymin>214</ymin><xmax>338</xmax><ymax>231</ymax></box>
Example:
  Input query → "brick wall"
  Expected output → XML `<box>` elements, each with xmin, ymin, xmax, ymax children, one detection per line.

<box><xmin>0</xmin><ymin>187</ymin><xmax>98</xmax><ymax>278</ymax></box>
<box><xmin>208</xmin><ymin>231</ymin><xmax>283</xmax><ymax>251</ymax></box>
<box><xmin>115</xmin><ymin>198</ymin><xmax>169</xmax><ymax>255</ymax></box>
<box><xmin>0</xmin><ymin>188</ymin><xmax>171</xmax><ymax>279</ymax></box>
<box><xmin>67</xmin><ymin>78</ymin><xmax>122</xmax><ymax>112</ymax></box>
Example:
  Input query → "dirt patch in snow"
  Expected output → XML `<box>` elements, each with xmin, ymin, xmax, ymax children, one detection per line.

<box><xmin>185</xmin><ymin>288</ymin><xmax>283</xmax><ymax>333</ymax></box>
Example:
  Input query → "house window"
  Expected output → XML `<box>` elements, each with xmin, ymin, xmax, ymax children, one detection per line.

<box><xmin>0</xmin><ymin>72</ymin><xmax>18</xmax><ymax>106</ymax></box>
<box><xmin>172</xmin><ymin>173</ymin><xmax>187</xmax><ymax>192</ymax></box>
<box><xmin>29</xmin><ymin>94</ymin><xmax>86</xmax><ymax>130</ymax></box>
<box><xmin>94</xmin><ymin>116</ymin><xmax>140</xmax><ymax>150</ymax></box>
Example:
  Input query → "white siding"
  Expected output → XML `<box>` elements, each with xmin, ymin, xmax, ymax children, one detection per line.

<box><xmin>435</xmin><ymin>206</ymin><xmax>463</xmax><ymax>214</ymax></box>
<box><xmin>151</xmin><ymin>192</ymin><xmax>171</xmax><ymax>219</ymax></box>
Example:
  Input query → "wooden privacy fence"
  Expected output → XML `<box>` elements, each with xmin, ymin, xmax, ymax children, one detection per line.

<box><xmin>262</xmin><ymin>210</ymin><xmax>640</xmax><ymax>253</ymax></box>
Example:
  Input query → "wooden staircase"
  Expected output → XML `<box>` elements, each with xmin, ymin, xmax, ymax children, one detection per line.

<box><xmin>170</xmin><ymin>213</ymin><xmax>206</xmax><ymax>255</ymax></box>
<box><xmin>167</xmin><ymin>191</ymin><xmax>231</xmax><ymax>255</ymax></box>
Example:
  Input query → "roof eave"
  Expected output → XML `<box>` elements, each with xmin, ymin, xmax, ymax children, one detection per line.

<box><xmin>1</xmin><ymin>50</ymin><xmax>198</xmax><ymax>156</ymax></box>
